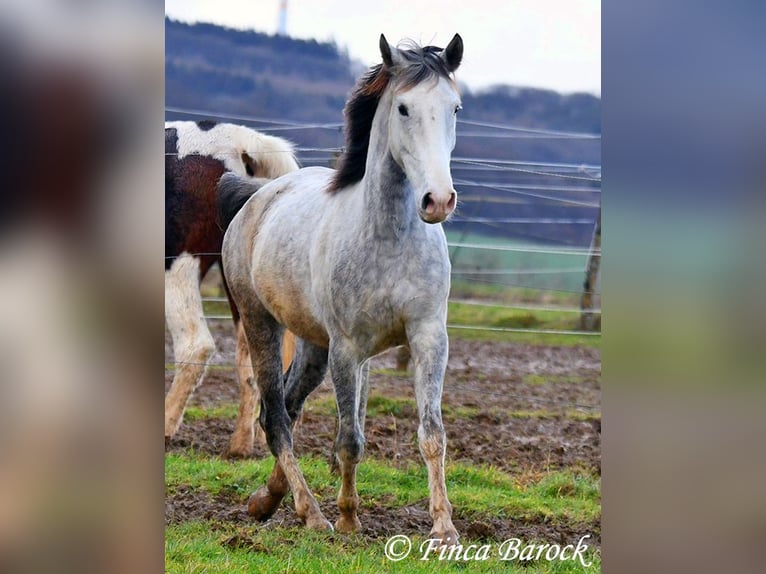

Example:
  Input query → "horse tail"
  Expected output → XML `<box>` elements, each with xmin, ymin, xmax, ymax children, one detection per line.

<box><xmin>216</xmin><ymin>173</ymin><xmax>270</xmax><ymax>230</ymax></box>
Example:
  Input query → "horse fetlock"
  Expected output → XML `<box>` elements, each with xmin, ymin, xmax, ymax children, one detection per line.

<box><xmin>337</xmin><ymin>493</ymin><xmax>360</xmax><ymax>514</ymax></box>
<box><xmin>225</xmin><ymin>431</ymin><xmax>254</xmax><ymax>459</ymax></box>
<box><xmin>164</xmin><ymin>414</ymin><xmax>182</xmax><ymax>440</ymax></box>
<box><xmin>247</xmin><ymin>485</ymin><xmax>285</xmax><ymax>521</ymax></box>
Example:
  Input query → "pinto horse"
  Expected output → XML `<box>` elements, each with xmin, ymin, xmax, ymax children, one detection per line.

<box><xmin>219</xmin><ymin>34</ymin><xmax>463</xmax><ymax>543</ymax></box>
<box><xmin>165</xmin><ymin>120</ymin><xmax>299</xmax><ymax>457</ymax></box>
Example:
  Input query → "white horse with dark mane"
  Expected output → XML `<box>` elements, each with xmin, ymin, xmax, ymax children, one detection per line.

<box><xmin>219</xmin><ymin>34</ymin><xmax>463</xmax><ymax>543</ymax></box>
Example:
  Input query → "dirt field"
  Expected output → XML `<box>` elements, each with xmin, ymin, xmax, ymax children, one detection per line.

<box><xmin>165</xmin><ymin>321</ymin><xmax>601</xmax><ymax>546</ymax></box>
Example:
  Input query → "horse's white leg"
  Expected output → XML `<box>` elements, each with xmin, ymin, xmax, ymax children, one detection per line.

<box><xmin>357</xmin><ymin>360</ymin><xmax>371</xmax><ymax>433</ymax></box>
<box><xmin>330</xmin><ymin>340</ymin><xmax>366</xmax><ymax>533</ymax></box>
<box><xmin>164</xmin><ymin>255</ymin><xmax>216</xmax><ymax>440</ymax></box>
<box><xmin>240</xmin><ymin>312</ymin><xmax>331</xmax><ymax>531</ymax></box>
<box><xmin>227</xmin><ymin>320</ymin><xmax>260</xmax><ymax>457</ymax></box>
<box><xmin>407</xmin><ymin>321</ymin><xmax>458</xmax><ymax>545</ymax></box>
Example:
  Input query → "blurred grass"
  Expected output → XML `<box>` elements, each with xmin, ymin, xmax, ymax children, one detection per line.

<box><xmin>166</xmin><ymin>520</ymin><xmax>601</xmax><ymax>573</ymax></box>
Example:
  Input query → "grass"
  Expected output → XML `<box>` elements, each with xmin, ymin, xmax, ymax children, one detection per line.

<box><xmin>184</xmin><ymin>404</ymin><xmax>240</xmax><ymax>421</ymax></box>
<box><xmin>445</xmin><ymin>231</ymin><xmax>592</xmax><ymax>293</ymax></box>
<box><xmin>445</xmin><ymin>300</ymin><xmax>600</xmax><ymax>348</ymax></box>
<box><xmin>166</xmin><ymin>520</ymin><xmax>601</xmax><ymax>573</ymax></box>
<box><xmin>165</xmin><ymin>451</ymin><xmax>601</xmax><ymax>573</ymax></box>
<box><xmin>183</xmin><ymin>396</ymin><xmax>601</xmax><ymax>424</ymax></box>
<box><xmin>523</xmin><ymin>374</ymin><xmax>591</xmax><ymax>386</ymax></box>
<box><xmin>165</xmin><ymin>452</ymin><xmax>600</xmax><ymax>524</ymax></box>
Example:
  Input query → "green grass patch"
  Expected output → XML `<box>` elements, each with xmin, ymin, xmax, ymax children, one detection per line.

<box><xmin>166</xmin><ymin>449</ymin><xmax>600</xmax><ymax>572</ymax></box>
<box><xmin>166</xmin><ymin>453</ymin><xmax>600</xmax><ymax>525</ymax></box>
<box><xmin>303</xmin><ymin>395</ymin><xmax>597</xmax><ymax>424</ymax></box>
<box><xmin>184</xmin><ymin>404</ymin><xmax>240</xmax><ymax>421</ymax></box>
<box><xmin>447</xmin><ymin>325</ymin><xmax>600</xmax><ymax>348</ymax></box>
<box><xmin>446</xmin><ymin>300</ymin><xmax>600</xmax><ymax>348</ymax></box>
<box><xmin>523</xmin><ymin>374</ymin><xmax>592</xmax><ymax>386</ymax></box>
<box><xmin>166</xmin><ymin>520</ymin><xmax>601</xmax><ymax>573</ymax></box>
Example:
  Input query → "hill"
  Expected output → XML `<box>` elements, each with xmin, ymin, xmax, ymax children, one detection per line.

<box><xmin>165</xmin><ymin>18</ymin><xmax>601</xmax><ymax>248</ymax></box>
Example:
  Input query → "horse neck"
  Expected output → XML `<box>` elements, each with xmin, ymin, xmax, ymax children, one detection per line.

<box><xmin>360</xmin><ymin>92</ymin><xmax>417</xmax><ymax>239</ymax></box>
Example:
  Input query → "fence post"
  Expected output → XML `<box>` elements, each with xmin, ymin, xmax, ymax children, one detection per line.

<box><xmin>579</xmin><ymin>207</ymin><xmax>601</xmax><ymax>331</ymax></box>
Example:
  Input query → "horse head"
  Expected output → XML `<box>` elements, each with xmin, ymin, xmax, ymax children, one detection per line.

<box><xmin>380</xmin><ymin>33</ymin><xmax>463</xmax><ymax>224</ymax></box>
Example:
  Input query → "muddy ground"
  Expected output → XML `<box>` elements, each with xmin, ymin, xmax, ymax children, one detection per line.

<box><xmin>165</xmin><ymin>321</ymin><xmax>601</xmax><ymax>545</ymax></box>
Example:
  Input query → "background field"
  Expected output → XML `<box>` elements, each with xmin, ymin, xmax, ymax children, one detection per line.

<box><xmin>165</xmin><ymin>270</ymin><xmax>601</xmax><ymax>572</ymax></box>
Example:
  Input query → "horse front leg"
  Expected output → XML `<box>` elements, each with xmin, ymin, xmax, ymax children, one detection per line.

<box><xmin>330</xmin><ymin>340</ymin><xmax>366</xmax><ymax>533</ymax></box>
<box><xmin>408</xmin><ymin>322</ymin><xmax>458</xmax><ymax>545</ymax></box>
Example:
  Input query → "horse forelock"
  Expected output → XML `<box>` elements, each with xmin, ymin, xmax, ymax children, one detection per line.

<box><xmin>393</xmin><ymin>42</ymin><xmax>455</xmax><ymax>91</ymax></box>
<box><xmin>327</xmin><ymin>41</ymin><xmax>455</xmax><ymax>194</ymax></box>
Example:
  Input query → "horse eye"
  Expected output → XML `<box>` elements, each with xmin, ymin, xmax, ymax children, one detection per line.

<box><xmin>454</xmin><ymin>105</ymin><xmax>462</xmax><ymax>114</ymax></box>
<box><xmin>398</xmin><ymin>104</ymin><xmax>409</xmax><ymax>117</ymax></box>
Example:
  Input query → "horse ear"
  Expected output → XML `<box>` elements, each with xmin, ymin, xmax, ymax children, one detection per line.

<box><xmin>443</xmin><ymin>33</ymin><xmax>463</xmax><ymax>72</ymax></box>
<box><xmin>379</xmin><ymin>34</ymin><xmax>394</xmax><ymax>68</ymax></box>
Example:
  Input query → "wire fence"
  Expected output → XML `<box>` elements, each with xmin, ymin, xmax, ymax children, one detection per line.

<box><xmin>166</xmin><ymin>105</ymin><xmax>601</xmax><ymax>341</ymax></box>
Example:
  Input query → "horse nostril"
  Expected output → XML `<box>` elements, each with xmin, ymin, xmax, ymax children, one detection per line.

<box><xmin>421</xmin><ymin>192</ymin><xmax>434</xmax><ymax>212</ymax></box>
<box><xmin>447</xmin><ymin>192</ymin><xmax>456</xmax><ymax>211</ymax></box>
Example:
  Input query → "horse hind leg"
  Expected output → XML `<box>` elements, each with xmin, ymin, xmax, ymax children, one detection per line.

<box><xmin>248</xmin><ymin>339</ymin><xmax>328</xmax><ymax>522</ymax></box>
<box><xmin>228</xmin><ymin>327</ymin><xmax>299</xmax><ymax>458</ymax></box>
<box><xmin>164</xmin><ymin>255</ymin><xmax>216</xmax><ymax>441</ymax></box>
<box><xmin>240</xmin><ymin>311</ymin><xmax>331</xmax><ymax>531</ymax></box>
<box><xmin>226</xmin><ymin>320</ymin><xmax>260</xmax><ymax>457</ymax></box>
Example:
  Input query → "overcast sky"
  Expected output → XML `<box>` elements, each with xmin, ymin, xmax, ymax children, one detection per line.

<box><xmin>165</xmin><ymin>0</ymin><xmax>600</xmax><ymax>96</ymax></box>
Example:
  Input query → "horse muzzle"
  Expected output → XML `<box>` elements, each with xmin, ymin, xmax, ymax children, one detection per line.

<box><xmin>419</xmin><ymin>190</ymin><xmax>457</xmax><ymax>224</ymax></box>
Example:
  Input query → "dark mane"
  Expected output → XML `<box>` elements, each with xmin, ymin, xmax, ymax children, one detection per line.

<box><xmin>328</xmin><ymin>42</ymin><xmax>453</xmax><ymax>194</ymax></box>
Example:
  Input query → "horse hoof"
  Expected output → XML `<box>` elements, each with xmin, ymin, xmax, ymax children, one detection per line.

<box><xmin>225</xmin><ymin>442</ymin><xmax>254</xmax><ymax>459</ymax></box>
<box><xmin>306</xmin><ymin>515</ymin><xmax>334</xmax><ymax>531</ymax></box>
<box><xmin>428</xmin><ymin>529</ymin><xmax>459</xmax><ymax>546</ymax></box>
<box><xmin>247</xmin><ymin>487</ymin><xmax>283</xmax><ymax>521</ymax></box>
<box><xmin>335</xmin><ymin>514</ymin><xmax>361</xmax><ymax>533</ymax></box>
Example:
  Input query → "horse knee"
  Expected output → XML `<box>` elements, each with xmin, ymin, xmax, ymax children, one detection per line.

<box><xmin>197</xmin><ymin>332</ymin><xmax>216</xmax><ymax>361</ymax></box>
<box><xmin>418</xmin><ymin>425</ymin><xmax>445</xmax><ymax>460</ymax></box>
<box><xmin>176</xmin><ymin>327</ymin><xmax>215</xmax><ymax>365</ymax></box>
<box><xmin>336</xmin><ymin>429</ymin><xmax>365</xmax><ymax>465</ymax></box>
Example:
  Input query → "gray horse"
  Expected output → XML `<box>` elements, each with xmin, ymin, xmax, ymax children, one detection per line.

<box><xmin>219</xmin><ymin>33</ymin><xmax>463</xmax><ymax>544</ymax></box>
